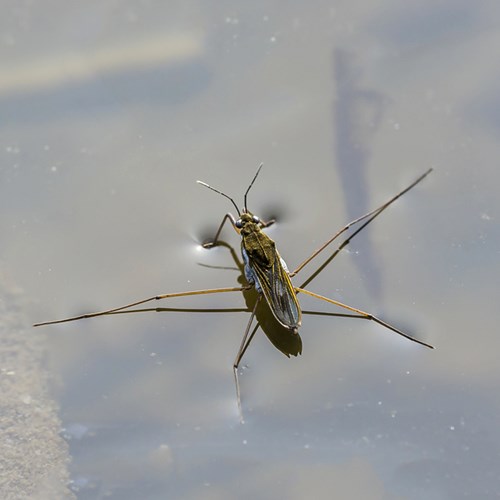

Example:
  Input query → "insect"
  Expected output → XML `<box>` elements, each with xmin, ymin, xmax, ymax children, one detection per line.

<box><xmin>34</xmin><ymin>165</ymin><xmax>434</xmax><ymax>419</ymax></box>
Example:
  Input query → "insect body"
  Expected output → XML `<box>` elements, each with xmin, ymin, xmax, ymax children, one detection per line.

<box><xmin>238</xmin><ymin>212</ymin><xmax>301</xmax><ymax>332</ymax></box>
<box><xmin>196</xmin><ymin>164</ymin><xmax>303</xmax><ymax>344</ymax></box>
<box><xmin>34</xmin><ymin>164</ymin><xmax>434</xmax><ymax>421</ymax></box>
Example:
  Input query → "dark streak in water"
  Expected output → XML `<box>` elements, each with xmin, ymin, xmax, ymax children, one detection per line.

<box><xmin>332</xmin><ymin>49</ymin><xmax>388</xmax><ymax>297</ymax></box>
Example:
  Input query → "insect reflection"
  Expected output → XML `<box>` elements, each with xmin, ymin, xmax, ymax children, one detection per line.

<box><xmin>34</xmin><ymin>165</ymin><xmax>434</xmax><ymax>420</ymax></box>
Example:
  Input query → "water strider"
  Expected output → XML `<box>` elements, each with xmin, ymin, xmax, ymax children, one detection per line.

<box><xmin>34</xmin><ymin>165</ymin><xmax>434</xmax><ymax>419</ymax></box>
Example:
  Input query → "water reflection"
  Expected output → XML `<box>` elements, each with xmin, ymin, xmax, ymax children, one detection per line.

<box><xmin>3</xmin><ymin>1</ymin><xmax>499</xmax><ymax>498</ymax></box>
<box><xmin>333</xmin><ymin>48</ymin><xmax>388</xmax><ymax>297</ymax></box>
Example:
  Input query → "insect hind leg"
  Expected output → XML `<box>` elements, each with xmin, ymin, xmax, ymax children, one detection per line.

<box><xmin>295</xmin><ymin>287</ymin><xmax>434</xmax><ymax>349</ymax></box>
<box><xmin>233</xmin><ymin>296</ymin><xmax>262</xmax><ymax>422</ymax></box>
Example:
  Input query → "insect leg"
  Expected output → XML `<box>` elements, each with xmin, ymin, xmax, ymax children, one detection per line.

<box><xmin>202</xmin><ymin>213</ymin><xmax>239</xmax><ymax>248</ymax></box>
<box><xmin>33</xmin><ymin>286</ymin><xmax>249</xmax><ymax>326</ymax></box>
<box><xmin>290</xmin><ymin>168</ymin><xmax>432</xmax><ymax>278</ymax></box>
<box><xmin>233</xmin><ymin>295</ymin><xmax>262</xmax><ymax>421</ymax></box>
<box><xmin>259</xmin><ymin>218</ymin><xmax>275</xmax><ymax>228</ymax></box>
<box><xmin>297</xmin><ymin>206</ymin><xmax>384</xmax><ymax>290</ymax></box>
<box><xmin>295</xmin><ymin>287</ymin><xmax>434</xmax><ymax>349</ymax></box>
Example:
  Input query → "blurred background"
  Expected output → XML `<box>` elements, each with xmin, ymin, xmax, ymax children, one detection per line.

<box><xmin>1</xmin><ymin>1</ymin><xmax>499</xmax><ymax>498</ymax></box>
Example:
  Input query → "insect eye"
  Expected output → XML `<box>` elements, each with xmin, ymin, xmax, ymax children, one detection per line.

<box><xmin>252</xmin><ymin>215</ymin><xmax>260</xmax><ymax>224</ymax></box>
<box><xmin>235</xmin><ymin>220</ymin><xmax>243</xmax><ymax>229</ymax></box>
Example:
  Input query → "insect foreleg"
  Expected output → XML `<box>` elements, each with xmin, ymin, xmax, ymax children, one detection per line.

<box><xmin>259</xmin><ymin>217</ymin><xmax>275</xmax><ymax>229</ymax></box>
<box><xmin>202</xmin><ymin>213</ymin><xmax>239</xmax><ymax>248</ymax></box>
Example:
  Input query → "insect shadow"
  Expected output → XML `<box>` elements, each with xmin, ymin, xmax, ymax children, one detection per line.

<box><xmin>101</xmin><ymin>238</ymin><xmax>373</xmax><ymax>405</ymax></box>
<box><xmin>34</xmin><ymin>165</ymin><xmax>434</xmax><ymax>421</ymax></box>
<box><xmin>107</xmin><ymin>240</ymin><xmax>306</xmax><ymax>357</ymax></box>
<box><xmin>197</xmin><ymin>240</ymin><xmax>305</xmax><ymax>358</ymax></box>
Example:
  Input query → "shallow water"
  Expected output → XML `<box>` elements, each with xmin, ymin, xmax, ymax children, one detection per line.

<box><xmin>2</xmin><ymin>2</ymin><xmax>499</xmax><ymax>499</ymax></box>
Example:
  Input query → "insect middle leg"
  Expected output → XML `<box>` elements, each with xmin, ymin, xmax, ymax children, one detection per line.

<box><xmin>33</xmin><ymin>287</ymin><xmax>248</xmax><ymax>326</ymax></box>
<box><xmin>290</xmin><ymin>168</ymin><xmax>432</xmax><ymax>279</ymax></box>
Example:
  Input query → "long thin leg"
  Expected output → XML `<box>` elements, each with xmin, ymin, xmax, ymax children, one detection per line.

<box><xmin>33</xmin><ymin>286</ymin><xmax>250</xmax><ymax>327</ymax></box>
<box><xmin>290</xmin><ymin>168</ymin><xmax>432</xmax><ymax>278</ymax></box>
<box><xmin>298</xmin><ymin>205</ymin><xmax>384</xmax><ymax>290</ymax></box>
<box><xmin>295</xmin><ymin>287</ymin><xmax>434</xmax><ymax>349</ymax></box>
<box><xmin>233</xmin><ymin>296</ymin><xmax>262</xmax><ymax>421</ymax></box>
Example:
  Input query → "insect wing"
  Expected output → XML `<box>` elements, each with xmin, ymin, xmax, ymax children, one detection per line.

<box><xmin>250</xmin><ymin>251</ymin><xmax>302</xmax><ymax>331</ymax></box>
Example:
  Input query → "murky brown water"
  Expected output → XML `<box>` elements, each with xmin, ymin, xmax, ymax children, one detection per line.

<box><xmin>2</xmin><ymin>2</ymin><xmax>499</xmax><ymax>499</ymax></box>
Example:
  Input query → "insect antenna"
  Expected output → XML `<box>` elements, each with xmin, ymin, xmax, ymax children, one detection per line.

<box><xmin>243</xmin><ymin>163</ymin><xmax>263</xmax><ymax>213</ymax></box>
<box><xmin>197</xmin><ymin>180</ymin><xmax>241</xmax><ymax>216</ymax></box>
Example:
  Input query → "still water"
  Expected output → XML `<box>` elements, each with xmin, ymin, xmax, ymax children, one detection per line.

<box><xmin>1</xmin><ymin>2</ymin><xmax>499</xmax><ymax>499</ymax></box>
